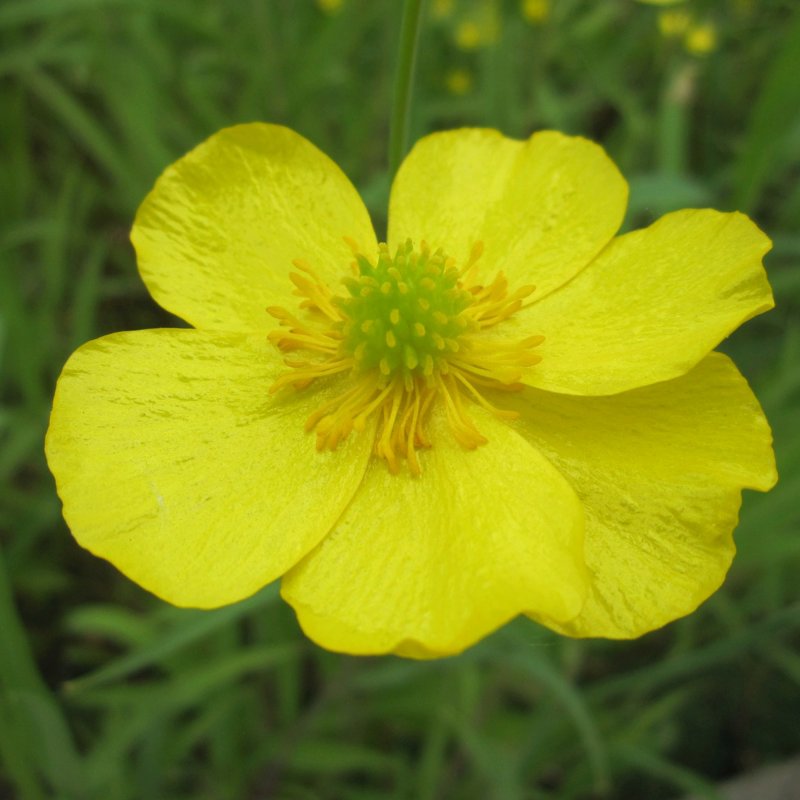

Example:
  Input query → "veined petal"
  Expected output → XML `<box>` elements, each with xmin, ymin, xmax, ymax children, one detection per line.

<box><xmin>519</xmin><ymin>209</ymin><xmax>773</xmax><ymax>395</ymax></box>
<box><xmin>132</xmin><ymin>123</ymin><xmax>377</xmax><ymax>332</ymax></box>
<box><xmin>45</xmin><ymin>329</ymin><xmax>374</xmax><ymax>607</ymax></box>
<box><xmin>388</xmin><ymin>129</ymin><xmax>627</xmax><ymax>300</ymax></box>
<box><xmin>503</xmin><ymin>353</ymin><xmax>777</xmax><ymax>638</ymax></box>
<box><xmin>281</xmin><ymin>407</ymin><xmax>588</xmax><ymax>658</ymax></box>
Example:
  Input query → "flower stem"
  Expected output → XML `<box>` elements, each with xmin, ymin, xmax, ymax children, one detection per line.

<box><xmin>388</xmin><ymin>0</ymin><xmax>425</xmax><ymax>179</ymax></box>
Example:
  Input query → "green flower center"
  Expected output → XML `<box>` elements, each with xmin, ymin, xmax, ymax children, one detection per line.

<box><xmin>337</xmin><ymin>241</ymin><xmax>474</xmax><ymax>379</ymax></box>
<box><xmin>267</xmin><ymin>238</ymin><xmax>543</xmax><ymax>475</ymax></box>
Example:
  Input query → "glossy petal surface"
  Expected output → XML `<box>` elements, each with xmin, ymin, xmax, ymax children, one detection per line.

<box><xmin>519</xmin><ymin>209</ymin><xmax>773</xmax><ymax>395</ymax></box>
<box><xmin>504</xmin><ymin>353</ymin><xmax>777</xmax><ymax>638</ymax></box>
<box><xmin>388</xmin><ymin>129</ymin><xmax>627</xmax><ymax>300</ymax></box>
<box><xmin>132</xmin><ymin>123</ymin><xmax>377</xmax><ymax>332</ymax></box>
<box><xmin>46</xmin><ymin>329</ymin><xmax>373</xmax><ymax>607</ymax></box>
<box><xmin>281</xmin><ymin>407</ymin><xmax>588</xmax><ymax>658</ymax></box>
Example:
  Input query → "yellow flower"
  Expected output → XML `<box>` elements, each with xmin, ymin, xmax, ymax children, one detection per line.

<box><xmin>431</xmin><ymin>0</ymin><xmax>455</xmax><ymax>19</ymax></box>
<box><xmin>455</xmin><ymin>19</ymin><xmax>483</xmax><ymax>49</ymax></box>
<box><xmin>444</xmin><ymin>67</ymin><xmax>474</xmax><ymax>95</ymax></box>
<box><xmin>658</xmin><ymin>9</ymin><xmax>691</xmax><ymax>37</ymax></box>
<box><xmin>454</xmin><ymin>6</ymin><xmax>500</xmax><ymax>51</ymax></box>
<box><xmin>46</xmin><ymin>125</ymin><xmax>777</xmax><ymax>658</ymax></box>
<box><xmin>521</xmin><ymin>0</ymin><xmax>549</xmax><ymax>24</ymax></box>
<box><xmin>316</xmin><ymin>0</ymin><xmax>343</xmax><ymax>14</ymax></box>
<box><xmin>685</xmin><ymin>21</ymin><xmax>718</xmax><ymax>55</ymax></box>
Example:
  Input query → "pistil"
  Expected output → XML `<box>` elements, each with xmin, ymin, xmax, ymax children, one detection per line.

<box><xmin>268</xmin><ymin>239</ymin><xmax>543</xmax><ymax>475</ymax></box>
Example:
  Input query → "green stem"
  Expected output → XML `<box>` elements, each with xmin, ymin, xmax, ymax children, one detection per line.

<box><xmin>388</xmin><ymin>0</ymin><xmax>425</xmax><ymax>179</ymax></box>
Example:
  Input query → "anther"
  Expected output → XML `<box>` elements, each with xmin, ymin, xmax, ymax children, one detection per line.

<box><xmin>269</xmin><ymin>237</ymin><xmax>545</xmax><ymax>476</ymax></box>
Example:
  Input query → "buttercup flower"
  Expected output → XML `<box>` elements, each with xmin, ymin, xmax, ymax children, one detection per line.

<box><xmin>444</xmin><ymin>67</ymin><xmax>474</xmax><ymax>95</ymax></box>
<box><xmin>684</xmin><ymin>21</ymin><xmax>718</xmax><ymax>56</ymax></box>
<box><xmin>46</xmin><ymin>124</ymin><xmax>777</xmax><ymax>658</ymax></box>
<box><xmin>521</xmin><ymin>0</ymin><xmax>550</xmax><ymax>25</ymax></box>
<box><xmin>658</xmin><ymin>9</ymin><xmax>692</xmax><ymax>37</ymax></box>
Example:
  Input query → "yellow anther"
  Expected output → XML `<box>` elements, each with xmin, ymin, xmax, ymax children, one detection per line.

<box><xmin>269</xmin><ymin>236</ymin><xmax>544</xmax><ymax>476</ymax></box>
<box><xmin>343</xmin><ymin>235</ymin><xmax>361</xmax><ymax>254</ymax></box>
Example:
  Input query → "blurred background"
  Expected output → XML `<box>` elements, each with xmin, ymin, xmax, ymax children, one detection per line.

<box><xmin>1</xmin><ymin>0</ymin><xmax>799</xmax><ymax>798</ymax></box>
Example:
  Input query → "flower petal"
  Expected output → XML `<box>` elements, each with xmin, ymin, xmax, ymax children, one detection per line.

<box><xmin>45</xmin><ymin>329</ymin><xmax>374</xmax><ymax>607</ymax></box>
<box><xmin>132</xmin><ymin>123</ymin><xmax>377</xmax><ymax>332</ymax></box>
<box><xmin>519</xmin><ymin>209</ymin><xmax>773</xmax><ymax>395</ymax></box>
<box><xmin>387</xmin><ymin>129</ymin><xmax>627</xmax><ymax>299</ymax></box>
<box><xmin>281</xmin><ymin>407</ymin><xmax>588</xmax><ymax>658</ymax></box>
<box><xmin>503</xmin><ymin>352</ymin><xmax>777</xmax><ymax>638</ymax></box>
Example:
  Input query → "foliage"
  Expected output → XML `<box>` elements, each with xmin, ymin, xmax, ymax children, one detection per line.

<box><xmin>1</xmin><ymin>0</ymin><xmax>799</xmax><ymax>797</ymax></box>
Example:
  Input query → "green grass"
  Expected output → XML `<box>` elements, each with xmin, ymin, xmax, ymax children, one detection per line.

<box><xmin>1</xmin><ymin>0</ymin><xmax>799</xmax><ymax>797</ymax></box>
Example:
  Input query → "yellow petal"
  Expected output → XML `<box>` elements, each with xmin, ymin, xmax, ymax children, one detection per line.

<box><xmin>45</xmin><ymin>329</ymin><xmax>374</xmax><ymax>607</ymax></box>
<box><xmin>132</xmin><ymin>123</ymin><xmax>377</xmax><ymax>332</ymax></box>
<box><xmin>520</xmin><ymin>209</ymin><xmax>773</xmax><ymax>395</ymax></box>
<box><xmin>503</xmin><ymin>353</ymin><xmax>777</xmax><ymax>638</ymax></box>
<box><xmin>387</xmin><ymin>129</ymin><xmax>627</xmax><ymax>300</ymax></box>
<box><xmin>281</xmin><ymin>407</ymin><xmax>588</xmax><ymax>658</ymax></box>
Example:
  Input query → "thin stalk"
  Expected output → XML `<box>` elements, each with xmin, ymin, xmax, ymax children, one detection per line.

<box><xmin>388</xmin><ymin>0</ymin><xmax>425</xmax><ymax>179</ymax></box>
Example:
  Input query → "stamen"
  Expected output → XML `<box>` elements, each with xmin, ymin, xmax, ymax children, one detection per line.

<box><xmin>266</xmin><ymin>241</ymin><xmax>544</xmax><ymax>475</ymax></box>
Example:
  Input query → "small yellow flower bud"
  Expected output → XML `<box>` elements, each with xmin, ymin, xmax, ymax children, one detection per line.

<box><xmin>445</xmin><ymin>68</ymin><xmax>474</xmax><ymax>96</ymax></box>
<box><xmin>658</xmin><ymin>10</ymin><xmax>691</xmax><ymax>38</ymax></box>
<box><xmin>521</xmin><ymin>0</ymin><xmax>549</xmax><ymax>25</ymax></box>
<box><xmin>684</xmin><ymin>22</ymin><xmax>718</xmax><ymax>56</ymax></box>
<box><xmin>431</xmin><ymin>0</ymin><xmax>454</xmax><ymax>19</ymax></box>
<box><xmin>455</xmin><ymin>20</ymin><xmax>483</xmax><ymax>50</ymax></box>
<box><xmin>316</xmin><ymin>0</ymin><xmax>343</xmax><ymax>14</ymax></box>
